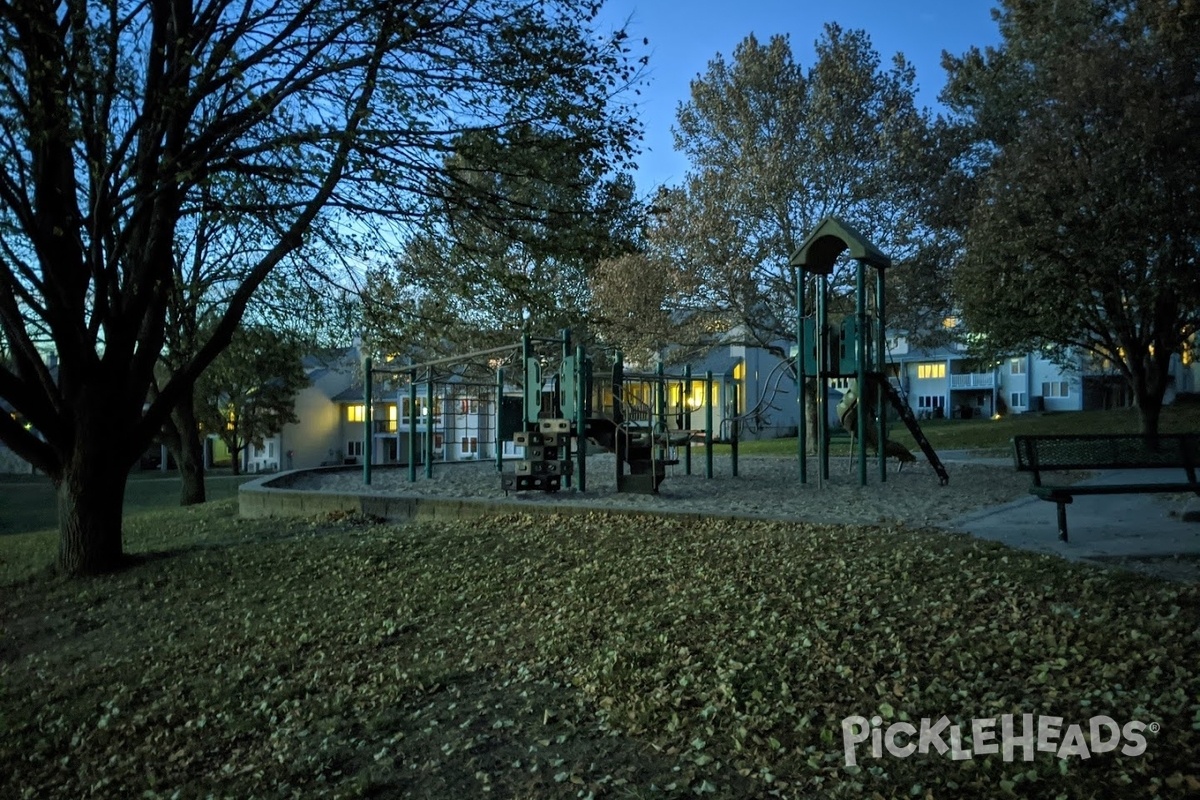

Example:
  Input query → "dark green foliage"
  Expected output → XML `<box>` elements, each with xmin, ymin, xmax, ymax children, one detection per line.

<box><xmin>616</xmin><ymin>27</ymin><xmax>944</xmax><ymax>360</ymax></box>
<box><xmin>943</xmin><ymin>0</ymin><xmax>1200</xmax><ymax>435</ymax></box>
<box><xmin>195</xmin><ymin>327</ymin><xmax>308</xmax><ymax>476</ymax></box>
<box><xmin>365</xmin><ymin>127</ymin><xmax>643</xmax><ymax>358</ymax></box>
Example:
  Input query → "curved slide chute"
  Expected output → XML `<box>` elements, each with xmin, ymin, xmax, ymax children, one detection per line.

<box><xmin>835</xmin><ymin>376</ymin><xmax>950</xmax><ymax>484</ymax></box>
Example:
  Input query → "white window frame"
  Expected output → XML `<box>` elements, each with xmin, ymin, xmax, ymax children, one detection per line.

<box><xmin>1042</xmin><ymin>381</ymin><xmax>1069</xmax><ymax>398</ymax></box>
<box><xmin>1010</xmin><ymin>359</ymin><xmax>1026</xmax><ymax>375</ymax></box>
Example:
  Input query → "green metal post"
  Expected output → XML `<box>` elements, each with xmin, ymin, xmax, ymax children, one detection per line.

<box><xmin>612</xmin><ymin>350</ymin><xmax>624</xmax><ymax>421</ymax></box>
<box><xmin>856</xmin><ymin>260</ymin><xmax>868</xmax><ymax>487</ymax></box>
<box><xmin>425</xmin><ymin>369</ymin><xmax>434</xmax><ymax>480</ymax></box>
<box><xmin>877</xmin><ymin>268</ymin><xmax>888</xmax><ymax>483</ymax></box>
<box><xmin>522</xmin><ymin>333</ymin><xmax>533</xmax><ymax>427</ymax></box>
<box><xmin>655</xmin><ymin>361</ymin><xmax>666</xmax><ymax>463</ymax></box>
<box><xmin>613</xmin><ymin>350</ymin><xmax>624</xmax><ymax>490</ymax></box>
<box><xmin>575</xmin><ymin>344</ymin><xmax>587</xmax><ymax>491</ymax></box>
<box><xmin>730</xmin><ymin>382</ymin><xmax>739</xmax><ymax>478</ymax></box>
<box><xmin>705</xmin><ymin>371</ymin><xmax>714</xmax><ymax>479</ymax></box>
<box><xmin>683</xmin><ymin>364</ymin><xmax>693</xmax><ymax>476</ymax></box>
<box><xmin>818</xmin><ymin>274</ymin><xmax>830</xmax><ymax>482</ymax></box>
<box><xmin>363</xmin><ymin>357</ymin><xmax>372</xmax><ymax>485</ymax></box>
<box><xmin>496</xmin><ymin>366</ymin><xmax>504</xmax><ymax>473</ymax></box>
<box><xmin>562</xmin><ymin>328</ymin><xmax>572</xmax><ymax>488</ymax></box>
<box><xmin>584</xmin><ymin>357</ymin><xmax>593</xmax><ymax>417</ymax></box>
<box><xmin>797</xmin><ymin>270</ymin><xmax>807</xmax><ymax>484</ymax></box>
<box><xmin>407</xmin><ymin>371</ymin><xmax>417</xmax><ymax>483</ymax></box>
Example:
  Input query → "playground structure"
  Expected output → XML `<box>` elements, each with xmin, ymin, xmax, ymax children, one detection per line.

<box><xmin>835</xmin><ymin>376</ymin><xmax>918</xmax><ymax>468</ymax></box>
<box><xmin>585</xmin><ymin>353</ymin><xmax>728</xmax><ymax>493</ymax></box>
<box><xmin>359</xmin><ymin>331</ymin><xmax>737</xmax><ymax>495</ymax></box>
<box><xmin>790</xmin><ymin>216</ymin><xmax>949</xmax><ymax>486</ymax></box>
<box><xmin>354</xmin><ymin>216</ymin><xmax>948</xmax><ymax>494</ymax></box>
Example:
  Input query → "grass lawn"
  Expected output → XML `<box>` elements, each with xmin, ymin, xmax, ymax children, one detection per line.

<box><xmin>0</xmin><ymin>470</ymin><xmax>257</xmax><ymax>537</ymax></box>
<box><xmin>716</xmin><ymin>403</ymin><xmax>1200</xmax><ymax>457</ymax></box>
<box><xmin>2</xmin><ymin>501</ymin><xmax>1198</xmax><ymax>799</ymax></box>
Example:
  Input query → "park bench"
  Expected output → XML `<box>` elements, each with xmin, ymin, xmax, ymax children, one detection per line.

<box><xmin>1011</xmin><ymin>433</ymin><xmax>1200</xmax><ymax>542</ymax></box>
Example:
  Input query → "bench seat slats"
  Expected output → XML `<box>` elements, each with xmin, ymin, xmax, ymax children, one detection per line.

<box><xmin>1032</xmin><ymin>483</ymin><xmax>1199</xmax><ymax>499</ymax></box>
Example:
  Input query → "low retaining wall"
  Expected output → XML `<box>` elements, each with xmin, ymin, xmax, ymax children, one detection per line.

<box><xmin>238</xmin><ymin>465</ymin><xmax>764</xmax><ymax>527</ymax></box>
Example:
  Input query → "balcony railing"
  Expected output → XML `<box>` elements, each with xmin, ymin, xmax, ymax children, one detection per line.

<box><xmin>371</xmin><ymin>417</ymin><xmax>441</xmax><ymax>433</ymax></box>
<box><xmin>949</xmin><ymin>373</ymin><xmax>995</xmax><ymax>389</ymax></box>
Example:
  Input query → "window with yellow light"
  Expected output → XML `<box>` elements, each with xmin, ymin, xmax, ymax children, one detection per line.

<box><xmin>917</xmin><ymin>363</ymin><xmax>945</xmax><ymax>379</ymax></box>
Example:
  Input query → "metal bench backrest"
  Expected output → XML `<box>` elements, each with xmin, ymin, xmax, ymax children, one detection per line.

<box><xmin>1012</xmin><ymin>433</ymin><xmax>1200</xmax><ymax>473</ymax></box>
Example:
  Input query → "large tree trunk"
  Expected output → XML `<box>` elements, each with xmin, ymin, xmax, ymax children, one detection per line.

<box><xmin>56</xmin><ymin>435</ymin><xmax>131</xmax><ymax>576</ymax></box>
<box><xmin>1131</xmin><ymin>358</ymin><xmax>1170</xmax><ymax>441</ymax></box>
<box><xmin>170</xmin><ymin>403</ymin><xmax>207</xmax><ymax>506</ymax></box>
<box><xmin>159</xmin><ymin>399</ymin><xmax>208</xmax><ymax>506</ymax></box>
<box><xmin>1136</xmin><ymin>393</ymin><xmax>1164</xmax><ymax>439</ymax></box>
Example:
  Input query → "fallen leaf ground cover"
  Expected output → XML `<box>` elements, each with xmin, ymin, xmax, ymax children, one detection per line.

<box><xmin>2</xmin><ymin>501</ymin><xmax>1198</xmax><ymax>799</ymax></box>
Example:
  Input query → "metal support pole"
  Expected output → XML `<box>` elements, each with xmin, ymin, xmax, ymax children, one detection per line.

<box><xmin>521</xmin><ymin>333</ymin><xmax>533</xmax><ymax>427</ymax></box>
<box><xmin>876</xmin><ymin>268</ymin><xmax>888</xmax><ymax>483</ymax></box>
<box><xmin>562</xmin><ymin>328</ymin><xmax>572</xmax><ymax>489</ymax></box>
<box><xmin>495</xmin><ymin>367</ymin><xmax>504</xmax><ymax>473</ymax></box>
<box><xmin>731</xmin><ymin>382</ymin><xmax>739</xmax><ymax>478</ymax></box>
<box><xmin>705</xmin><ymin>371</ymin><xmax>714</xmax><ymax>479</ymax></box>
<box><xmin>856</xmin><ymin>260</ymin><xmax>868</xmax><ymax>487</ymax></box>
<box><xmin>425</xmin><ymin>368</ymin><xmax>434</xmax><ymax>480</ymax></box>
<box><xmin>584</xmin><ymin>357</ymin><xmax>593</xmax><ymax>417</ymax></box>
<box><xmin>613</xmin><ymin>351</ymin><xmax>624</xmax><ymax>490</ymax></box>
<box><xmin>818</xmin><ymin>274</ymin><xmax>830</xmax><ymax>483</ymax></box>
<box><xmin>363</xmin><ymin>357</ymin><xmax>372</xmax><ymax>485</ymax></box>
<box><xmin>797</xmin><ymin>271</ymin><xmax>807</xmax><ymax>484</ymax></box>
<box><xmin>575</xmin><ymin>344</ymin><xmax>587</xmax><ymax>491</ymax></box>
<box><xmin>655</xmin><ymin>361</ymin><xmax>666</xmax><ymax>463</ymax></box>
<box><xmin>683</xmin><ymin>364</ymin><xmax>693</xmax><ymax>476</ymax></box>
<box><xmin>408</xmin><ymin>371</ymin><xmax>417</xmax><ymax>483</ymax></box>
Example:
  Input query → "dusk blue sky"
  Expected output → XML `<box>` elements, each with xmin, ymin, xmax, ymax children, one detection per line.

<box><xmin>596</xmin><ymin>1</ymin><xmax>1003</xmax><ymax>195</ymax></box>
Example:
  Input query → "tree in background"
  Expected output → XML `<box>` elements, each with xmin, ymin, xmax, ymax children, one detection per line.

<box><xmin>943</xmin><ymin>0</ymin><xmax>1200</xmax><ymax>435</ymax></box>
<box><xmin>364</xmin><ymin>127</ymin><xmax>643</xmax><ymax>361</ymax></box>
<box><xmin>0</xmin><ymin>0</ymin><xmax>642</xmax><ymax>575</ymax></box>
<box><xmin>597</xmin><ymin>27</ymin><xmax>942</xmax><ymax>365</ymax></box>
<box><xmin>157</xmin><ymin>179</ymin><xmax>363</xmax><ymax>507</ymax></box>
<box><xmin>590</xmin><ymin>27</ymin><xmax>942</xmax><ymax>448</ymax></box>
<box><xmin>196</xmin><ymin>327</ymin><xmax>307</xmax><ymax>476</ymax></box>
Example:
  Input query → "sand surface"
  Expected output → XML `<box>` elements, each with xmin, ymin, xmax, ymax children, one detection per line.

<box><xmin>277</xmin><ymin>452</ymin><xmax>1030</xmax><ymax>529</ymax></box>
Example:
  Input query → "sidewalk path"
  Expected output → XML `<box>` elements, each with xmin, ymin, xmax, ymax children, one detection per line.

<box><xmin>941</xmin><ymin>452</ymin><xmax>1200</xmax><ymax>583</ymax></box>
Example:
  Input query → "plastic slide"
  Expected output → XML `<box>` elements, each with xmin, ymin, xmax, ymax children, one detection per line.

<box><xmin>835</xmin><ymin>376</ymin><xmax>951</xmax><ymax>485</ymax></box>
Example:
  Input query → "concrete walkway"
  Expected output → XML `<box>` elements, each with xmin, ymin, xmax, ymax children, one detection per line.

<box><xmin>940</xmin><ymin>452</ymin><xmax>1200</xmax><ymax>582</ymax></box>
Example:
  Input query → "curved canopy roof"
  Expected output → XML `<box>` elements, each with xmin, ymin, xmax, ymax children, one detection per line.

<box><xmin>788</xmin><ymin>216</ymin><xmax>891</xmax><ymax>274</ymax></box>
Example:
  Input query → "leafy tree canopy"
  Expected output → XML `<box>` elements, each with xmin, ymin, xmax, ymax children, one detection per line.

<box><xmin>943</xmin><ymin>0</ymin><xmax>1200</xmax><ymax>434</ymax></box>
<box><xmin>364</xmin><ymin>126</ymin><xmax>644</xmax><ymax>362</ymax></box>
<box><xmin>196</xmin><ymin>326</ymin><xmax>307</xmax><ymax>476</ymax></box>
<box><xmin>0</xmin><ymin>0</ymin><xmax>644</xmax><ymax>574</ymax></box>
<box><xmin>592</xmin><ymin>27</ymin><xmax>946</xmax><ymax>366</ymax></box>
